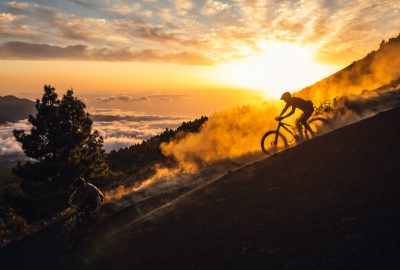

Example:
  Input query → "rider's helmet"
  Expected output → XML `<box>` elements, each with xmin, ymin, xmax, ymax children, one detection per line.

<box><xmin>280</xmin><ymin>92</ymin><xmax>291</xmax><ymax>101</ymax></box>
<box><xmin>74</xmin><ymin>177</ymin><xmax>85</xmax><ymax>188</ymax></box>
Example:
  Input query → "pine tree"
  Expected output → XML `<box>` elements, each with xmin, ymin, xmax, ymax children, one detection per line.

<box><xmin>13</xmin><ymin>85</ymin><xmax>108</xmax><ymax>220</ymax></box>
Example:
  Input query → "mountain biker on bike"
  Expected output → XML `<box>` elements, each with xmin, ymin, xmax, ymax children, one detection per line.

<box><xmin>276</xmin><ymin>92</ymin><xmax>315</xmax><ymax>140</ymax></box>
<box><xmin>68</xmin><ymin>177</ymin><xmax>104</xmax><ymax>215</ymax></box>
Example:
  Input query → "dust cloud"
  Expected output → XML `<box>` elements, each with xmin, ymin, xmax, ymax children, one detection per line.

<box><xmin>104</xmin><ymin>101</ymin><xmax>283</xmax><ymax>206</ymax></box>
<box><xmin>299</xmin><ymin>36</ymin><xmax>400</xmax><ymax>102</ymax></box>
<box><xmin>160</xmin><ymin>101</ymin><xmax>282</xmax><ymax>172</ymax></box>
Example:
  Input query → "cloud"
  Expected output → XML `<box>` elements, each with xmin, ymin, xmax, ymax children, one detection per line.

<box><xmin>0</xmin><ymin>41</ymin><xmax>215</xmax><ymax>65</ymax></box>
<box><xmin>0</xmin><ymin>12</ymin><xmax>37</xmax><ymax>38</ymax></box>
<box><xmin>95</xmin><ymin>95</ymin><xmax>148</xmax><ymax>102</ymax></box>
<box><xmin>0</xmin><ymin>12</ymin><xmax>22</xmax><ymax>22</ymax></box>
<box><xmin>156</xmin><ymin>8</ymin><xmax>174</xmax><ymax>25</ymax></box>
<box><xmin>52</xmin><ymin>16</ymin><xmax>108</xmax><ymax>42</ymax></box>
<box><xmin>21</xmin><ymin>6</ymin><xmax>110</xmax><ymax>42</ymax></box>
<box><xmin>95</xmin><ymin>96</ymin><xmax>116</xmax><ymax>102</ymax></box>
<box><xmin>0</xmin><ymin>120</ymin><xmax>29</xmax><ymax>155</ymax></box>
<box><xmin>0</xmin><ymin>42</ymin><xmax>88</xmax><ymax>59</ymax></box>
<box><xmin>201</xmin><ymin>0</ymin><xmax>230</xmax><ymax>16</ymax></box>
<box><xmin>91</xmin><ymin>114</ymin><xmax>184</xmax><ymax>122</ymax></box>
<box><xmin>129</xmin><ymin>23</ymin><xmax>208</xmax><ymax>47</ymax></box>
<box><xmin>105</xmin><ymin>3</ymin><xmax>143</xmax><ymax>15</ymax></box>
<box><xmin>0</xmin><ymin>0</ymin><xmax>399</xmax><ymax>66</ymax></box>
<box><xmin>92</xmin><ymin>112</ymin><xmax>190</xmax><ymax>152</ymax></box>
<box><xmin>102</xmin><ymin>136</ymin><xmax>142</xmax><ymax>153</ymax></box>
<box><xmin>0</xmin><ymin>135</ymin><xmax>21</xmax><ymax>155</ymax></box>
<box><xmin>3</xmin><ymin>1</ymin><xmax>35</xmax><ymax>9</ymax></box>
<box><xmin>171</xmin><ymin>0</ymin><xmax>194</xmax><ymax>16</ymax></box>
<box><xmin>0</xmin><ymin>110</ymin><xmax>190</xmax><ymax>155</ymax></box>
<box><xmin>67</xmin><ymin>0</ymin><xmax>100</xmax><ymax>9</ymax></box>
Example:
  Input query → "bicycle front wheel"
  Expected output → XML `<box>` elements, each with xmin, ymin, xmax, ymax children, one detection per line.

<box><xmin>65</xmin><ymin>223</ymin><xmax>79</xmax><ymax>250</ymax></box>
<box><xmin>261</xmin><ymin>131</ymin><xmax>288</xmax><ymax>155</ymax></box>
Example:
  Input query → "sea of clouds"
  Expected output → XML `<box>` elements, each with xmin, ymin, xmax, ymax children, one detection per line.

<box><xmin>0</xmin><ymin>109</ymin><xmax>190</xmax><ymax>156</ymax></box>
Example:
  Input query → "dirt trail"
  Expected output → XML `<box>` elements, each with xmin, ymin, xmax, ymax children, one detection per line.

<box><xmin>1</xmin><ymin>107</ymin><xmax>400</xmax><ymax>270</ymax></box>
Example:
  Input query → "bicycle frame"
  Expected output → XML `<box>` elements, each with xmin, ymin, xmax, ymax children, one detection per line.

<box><xmin>273</xmin><ymin>120</ymin><xmax>294</xmax><ymax>144</ymax></box>
<box><xmin>64</xmin><ymin>209</ymin><xmax>90</xmax><ymax>250</ymax></box>
<box><xmin>262</xmin><ymin>116</ymin><xmax>328</xmax><ymax>155</ymax></box>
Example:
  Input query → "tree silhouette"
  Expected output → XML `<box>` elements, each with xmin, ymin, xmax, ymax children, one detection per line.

<box><xmin>13</xmin><ymin>85</ymin><xmax>108</xmax><ymax>221</ymax></box>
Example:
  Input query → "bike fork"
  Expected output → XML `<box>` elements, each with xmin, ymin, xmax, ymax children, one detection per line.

<box><xmin>273</xmin><ymin>124</ymin><xmax>281</xmax><ymax>145</ymax></box>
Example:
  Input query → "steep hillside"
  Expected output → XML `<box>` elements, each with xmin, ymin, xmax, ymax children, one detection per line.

<box><xmin>1</xmin><ymin>105</ymin><xmax>400</xmax><ymax>269</ymax></box>
<box><xmin>0</xmin><ymin>95</ymin><xmax>35</xmax><ymax>123</ymax></box>
<box><xmin>298</xmin><ymin>34</ymin><xmax>400</xmax><ymax>102</ymax></box>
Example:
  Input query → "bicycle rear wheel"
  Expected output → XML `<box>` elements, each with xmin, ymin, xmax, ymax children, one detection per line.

<box><xmin>261</xmin><ymin>131</ymin><xmax>288</xmax><ymax>155</ymax></box>
<box><xmin>305</xmin><ymin>117</ymin><xmax>330</xmax><ymax>139</ymax></box>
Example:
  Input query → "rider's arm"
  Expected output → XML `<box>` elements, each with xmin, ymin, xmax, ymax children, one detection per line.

<box><xmin>281</xmin><ymin>106</ymin><xmax>296</xmax><ymax>119</ymax></box>
<box><xmin>279</xmin><ymin>103</ymin><xmax>290</xmax><ymax>117</ymax></box>
<box><xmin>99</xmin><ymin>190</ymin><xmax>104</xmax><ymax>202</ymax></box>
<box><xmin>280</xmin><ymin>104</ymin><xmax>296</xmax><ymax>119</ymax></box>
<box><xmin>91</xmin><ymin>184</ymin><xmax>105</xmax><ymax>202</ymax></box>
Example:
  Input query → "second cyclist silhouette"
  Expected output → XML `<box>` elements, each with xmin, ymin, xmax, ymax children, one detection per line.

<box><xmin>276</xmin><ymin>92</ymin><xmax>314</xmax><ymax>140</ymax></box>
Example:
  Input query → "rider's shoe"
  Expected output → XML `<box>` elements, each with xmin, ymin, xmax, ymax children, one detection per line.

<box><xmin>294</xmin><ymin>135</ymin><xmax>305</xmax><ymax>142</ymax></box>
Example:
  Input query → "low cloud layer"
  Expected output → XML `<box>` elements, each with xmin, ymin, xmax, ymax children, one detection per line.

<box><xmin>0</xmin><ymin>120</ymin><xmax>28</xmax><ymax>155</ymax></box>
<box><xmin>0</xmin><ymin>111</ymin><xmax>189</xmax><ymax>155</ymax></box>
<box><xmin>93</xmin><ymin>111</ymin><xmax>189</xmax><ymax>152</ymax></box>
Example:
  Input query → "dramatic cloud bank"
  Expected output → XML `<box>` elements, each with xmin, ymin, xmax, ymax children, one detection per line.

<box><xmin>0</xmin><ymin>42</ymin><xmax>214</xmax><ymax>65</ymax></box>
<box><xmin>92</xmin><ymin>110</ymin><xmax>189</xmax><ymax>152</ymax></box>
<box><xmin>0</xmin><ymin>0</ymin><xmax>399</xmax><ymax>65</ymax></box>
<box><xmin>0</xmin><ymin>111</ymin><xmax>189</xmax><ymax>155</ymax></box>
<box><xmin>0</xmin><ymin>120</ymin><xmax>28</xmax><ymax>155</ymax></box>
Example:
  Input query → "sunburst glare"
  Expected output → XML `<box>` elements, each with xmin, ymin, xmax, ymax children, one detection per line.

<box><xmin>214</xmin><ymin>41</ymin><xmax>338</xmax><ymax>98</ymax></box>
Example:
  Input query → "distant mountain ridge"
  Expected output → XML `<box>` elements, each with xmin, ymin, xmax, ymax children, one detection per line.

<box><xmin>0</xmin><ymin>95</ymin><xmax>35</xmax><ymax>123</ymax></box>
<box><xmin>298</xmin><ymin>34</ymin><xmax>400</xmax><ymax>102</ymax></box>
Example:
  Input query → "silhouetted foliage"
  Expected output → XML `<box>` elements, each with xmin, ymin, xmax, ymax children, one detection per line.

<box><xmin>314</xmin><ymin>101</ymin><xmax>333</xmax><ymax>115</ymax></box>
<box><xmin>107</xmin><ymin>116</ymin><xmax>208</xmax><ymax>177</ymax></box>
<box><xmin>0</xmin><ymin>183</ymin><xmax>27</xmax><ymax>246</ymax></box>
<box><xmin>12</xmin><ymin>85</ymin><xmax>109</xmax><ymax>221</ymax></box>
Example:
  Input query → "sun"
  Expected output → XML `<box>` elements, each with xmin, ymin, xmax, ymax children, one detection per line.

<box><xmin>214</xmin><ymin>41</ymin><xmax>337</xmax><ymax>99</ymax></box>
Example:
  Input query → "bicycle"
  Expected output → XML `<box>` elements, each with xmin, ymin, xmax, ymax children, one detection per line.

<box><xmin>260</xmin><ymin>116</ymin><xmax>329</xmax><ymax>155</ymax></box>
<box><xmin>63</xmin><ymin>207</ymin><xmax>91</xmax><ymax>250</ymax></box>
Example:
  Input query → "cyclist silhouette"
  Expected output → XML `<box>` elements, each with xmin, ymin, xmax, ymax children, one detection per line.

<box><xmin>276</xmin><ymin>92</ymin><xmax>315</xmax><ymax>140</ymax></box>
<box><xmin>69</xmin><ymin>177</ymin><xmax>104</xmax><ymax>215</ymax></box>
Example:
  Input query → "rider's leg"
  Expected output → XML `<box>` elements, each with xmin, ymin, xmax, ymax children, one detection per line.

<box><xmin>301</xmin><ymin>109</ymin><xmax>314</xmax><ymax>138</ymax></box>
<box><xmin>303</xmin><ymin>121</ymin><xmax>314</xmax><ymax>138</ymax></box>
<box><xmin>84</xmin><ymin>199</ymin><xmax>100</xmax><ymax>217</ymax></box>
<box><xmin>94</xmin><ymin>197</ymin><xmax>101</xmax><ymax>214</ymax></box>
<box><xmin>295</xmin><ymin>117</ymin><xmax>304</xmax><ymax>140</ymax></box>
